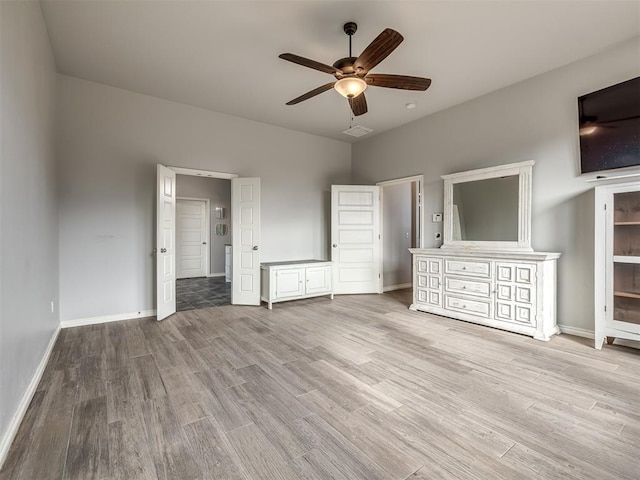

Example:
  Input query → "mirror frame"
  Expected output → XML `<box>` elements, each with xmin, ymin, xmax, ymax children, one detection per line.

<box><xmin>441</xmin><ymin>160</ymin><xmax>534</xmax><ymax>251</ymax></box>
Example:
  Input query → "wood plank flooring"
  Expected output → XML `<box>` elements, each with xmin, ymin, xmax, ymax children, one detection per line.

<box><xmin>1</xmin><ymin>290</ymin><xmax>639</xmax><ymax>479</ymax></box>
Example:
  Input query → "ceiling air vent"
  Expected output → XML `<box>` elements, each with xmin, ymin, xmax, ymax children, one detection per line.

<box><xmin>342</xmin><ymin>125</ymin><xmax>373</xmax><ymax>138</ymax></box>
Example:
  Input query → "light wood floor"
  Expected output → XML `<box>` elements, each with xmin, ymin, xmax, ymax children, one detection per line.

<box><xmin>1</xmin><ymin>290</ymin><xmax>639</xmax><ymax>480</ymax></box>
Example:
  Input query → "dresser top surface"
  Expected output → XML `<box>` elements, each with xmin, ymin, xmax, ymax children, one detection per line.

<box><xmin>410</xmin><ymin>248</ymin><xmax>561</xmax><ymax>261</ymax></box>
<box><xmin>261</xmin><ymin>260</ymin><xmax>331</xmax><ymax>268</ymax></box>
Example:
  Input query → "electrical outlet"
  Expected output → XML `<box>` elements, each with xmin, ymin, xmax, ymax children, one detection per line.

<box><xmin>432</xmin><ymin>213</ymin><xmax>443</xmax><ymax>222</ymax></box>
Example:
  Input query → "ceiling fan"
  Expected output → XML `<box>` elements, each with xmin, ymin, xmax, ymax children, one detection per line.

<box><xmin>578</xmin><ymin>97</ymin><xmax>639</xmax><ymax>136</ymax></box>
<box><xmin>279</xmin><ymin>22</ymin><xmax>431</xmax><ymax>116</ymax></box>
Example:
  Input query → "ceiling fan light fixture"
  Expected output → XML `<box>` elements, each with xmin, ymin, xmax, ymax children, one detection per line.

<box><xmin>580</xmin><ymin>125</ymin><xmax>598</xmax><ymax>136</ymax></box>
<box><xmin>334</xmin><ymin>77</ymin><xmax>367</xmax><ymax>99</ymax></box>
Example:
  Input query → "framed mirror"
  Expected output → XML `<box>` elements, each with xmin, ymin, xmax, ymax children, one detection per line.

<box><xmin>215</xmin><ymin>223</ymin><xmax>228</xmax><ymax>236</ymax></box>
<box><xmin>215</xmin><ymin>206</ymin><xmax>227</xmax><ymax>219</ymax></box>
<box><xmin>441</xmin><ymin>160</ymin><xmax>534</xmax><ymax>251</ymax></box>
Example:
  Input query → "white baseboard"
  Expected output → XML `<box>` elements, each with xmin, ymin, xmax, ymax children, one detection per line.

<box><xmin>61</xmin><ymin>309</ymin><xmax>157</xmax><ymax>329</ymax></box>
<box><xmin>207</xmin><ymin>272</ymin><xmax>225</xmax><ymax>278</ymax></box>
<box><xmin>383</xmin><ymin>283</ymin><xmax>412</xmax><ymax>293</ymax></box>
<box><xmin>558</xmin><ymin>325</ymin><xmax>595</xmax><ymax>339</ymax></box>
<box><xmin>0</xmin><ymin>323</ymin><xmax>61</xmax><ymax>468</ymax></box>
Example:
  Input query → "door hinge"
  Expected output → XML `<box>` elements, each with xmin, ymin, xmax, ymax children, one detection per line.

<box><xmin>378</xmin><ymin>234</ymin><xmax>381</xmax><ymax>240</ymax></box>
<box><xmin>379</xmin><ymin>273</ymin><xmax>381</xmax><ymax>279</ymax></box>
<box><xmin>604</xmin><ymin>204</ymin><xmax>607</xmax><ymax>210</ymax></box>
<box><xmin>604</xmin><ymin>305</ymin><xmax>607</xmax><ymax>312</ymax></box>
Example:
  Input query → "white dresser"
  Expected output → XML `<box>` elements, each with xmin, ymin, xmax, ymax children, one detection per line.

<box><xmin>260</xmin><ymin>260</ymin><xmax>333</xmax><ymax>309</ymax></box>
<box><xmin>410</xmin><ymin>249</ymin><xmax>560</xmax><ymax>340</ymax></box>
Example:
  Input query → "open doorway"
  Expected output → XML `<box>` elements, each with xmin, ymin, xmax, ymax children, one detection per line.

<box><xmin>156</xmin><ymin>165</ymin><xmax>261</xmax><ymax>320</ymax></box>
<box><xmin>377</xmin><ymin>176</ymin><xmax>423</xmax><ymax>293</ymax></box>
<box><xmin>175</xmin><ymin>174</ymin><xmax>231</xmax><ymax>311</ymax></box>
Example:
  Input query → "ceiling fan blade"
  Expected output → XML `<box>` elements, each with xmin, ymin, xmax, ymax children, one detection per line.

<box><xmin>595</xmin><ymin>115</ymin><xmax>640</xmax><ymax>124</ymax></box>
<box><xmin>286</xmin><ymin>82</ymin><xmax>336</xmax><ymax>105</ymax></box>
<box><xmin>349</xmin><ymin>93</ymin><xmax>368</xmax><ymax>116</ymax></box>
<box><xmin>366</xmin><ymin>74</ymin><xmax>431</xmax><ymax>91</ymax></box>
<box><xmin>354</xmin><ymin>28</ymin><xmax>403</xmax><ymax>74</ymax></box>
<box><xmin>279</xmin><ymin>53</ymin><xmax>342</xmax><ymax>75</ymax></box>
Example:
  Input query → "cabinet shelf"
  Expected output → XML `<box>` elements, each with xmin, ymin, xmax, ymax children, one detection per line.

<box><xmin>614</xmin><ymin>291</ymin><xmax>640</xmax><ymax>300</ymax></box>
<box><xmin>613</xmin><ymin>256</ymin><xmax>640</xmax><ymax>264</ymax></box>
<box><xmin>614</xmin><ymin>222</ymin><xmax>640</xmax><ymax>226</ymax></box>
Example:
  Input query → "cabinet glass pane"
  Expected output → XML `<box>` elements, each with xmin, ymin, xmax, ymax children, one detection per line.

<box><xmin>613</xmin><ymin>191</ymin><xmax>640</xmax><ymax>224</ymax></box>
<box><xmin>613</xmin><ymin>263</ymin><xmax>640</xmax><ymax>325</ymax></box>
<box><xmin>614</xmin><ymin>192</ymin><xmax>640</xmax><ymax>256</ymax></box>
<box><xmin>614</xmin><ymin>225</ymin><xmax>640</xmax><ymax>256</ymax></box>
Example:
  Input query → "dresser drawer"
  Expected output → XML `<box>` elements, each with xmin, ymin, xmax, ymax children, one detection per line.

<box><xmin>445</xmin><ymin>259</ymin><xmax>491</xmax><ymax>278</ymax></box>
<box><xmin>445</xmin><ymin>277</ymin><xmax>491</xmax><ymax>298</ymax></box>
<box><xmin>445</xmin><ymin>295</ymin><xmax>491</xmax><ymax>318</ymax></box>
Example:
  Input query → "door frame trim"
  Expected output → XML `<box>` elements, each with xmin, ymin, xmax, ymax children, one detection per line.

<box><xmin>176</xmin><ymin>197</ymin><xmax>210</xmax><ymax>278</ymax></box>
<box><xmin>376</xmin><ymin>175</ymin><xmax>424</xmax><ymax>293</ymax></box>
<box><xmin>170</xmin><ymin>167</ymin><xmax>238</xmax><ymax>180</ymax></box>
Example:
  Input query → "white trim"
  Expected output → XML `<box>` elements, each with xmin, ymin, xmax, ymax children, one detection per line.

<box><xmin>170</xmin><ymin>167</ymin><xmax>238</xmax><ymax>179</ymax></box>
<box><xmin>207</xmin><ymin>272</ymin><xmax>226</xmax><ymax>278</ymax></box>
<box><xmin>176</xmin><ymin>197</ymin><xmax>211</xmax><ymax>278</ymax></box>
<box><xmin>383</xmin><ymin>283</ymin><xmax>412</xmax><ymax>292</ymax></box>
<box><xmin>61</xmin><ymin>309</ymin><xmax>157</xmax><ymax>328</ymax></box>
<box><xmin>441</xmin><ymin>160</ymin><xmax>535</xmax><ymax>180</ymax></box>
<box><xmin>377</xmin><ymin>175</ymin><xmax>425</xmax><ymax>294</ymax></box>
<box><xmin>0</xmin><ymin>323</ymin><xmax>61</xmax><ymax>468</ymax></box>
<box><xmin>558</xmin><ymin>325</ymin><xmax>594</xmax><ymax>339</ymax></box>
<box><xmin>376</xmin><ymin>174</ymin><xmax>425</xmax><ymax>187</ymax></box>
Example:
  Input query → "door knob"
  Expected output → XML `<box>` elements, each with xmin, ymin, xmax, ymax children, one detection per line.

<box><xmin>253</xmin><ymin>246</ymin><xmax>258</xmax><ymax>250</ymax></box>
<box><xmin>332</xmin><ymin>244</ymin><xmax>337</xmax><ymax>248</ymax></box>
<box><xmin>202</xmin><ymin>242</ymin><xmax>207</xmax><ymax>245</ymax></box>
<box><xmin>160</xmin><ymin>248</ymin><xmax>167</xmax><ymax>253</ymax></box>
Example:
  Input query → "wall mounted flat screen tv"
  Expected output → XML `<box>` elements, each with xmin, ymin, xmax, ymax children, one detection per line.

<box><xmin>578</xmin><ymin>76</ymin><xmax>640</xmax><ymax>175</ymax></box>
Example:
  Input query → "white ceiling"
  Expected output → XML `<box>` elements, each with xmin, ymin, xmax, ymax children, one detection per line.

<box><xmin>40</xmin><ymin>1</ymin><xmax>640</xmax><ymax>143</ymax></box>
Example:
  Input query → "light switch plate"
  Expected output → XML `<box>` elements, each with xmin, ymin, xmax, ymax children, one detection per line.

<box><xmin>432</xmin><ymin>213</ymin><xmax>443</xmax><ymax>222</ymax></box>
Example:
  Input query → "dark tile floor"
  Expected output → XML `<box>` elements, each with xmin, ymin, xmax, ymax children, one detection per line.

<box><xmin>176</xmin><ymin>276</ymin><xmax>231</xmax><ymax>311</ymax></box>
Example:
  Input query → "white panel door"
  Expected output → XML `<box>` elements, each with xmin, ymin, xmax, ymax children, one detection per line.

<box><xmin>156</xmin><ymin>164</ymin><xmax>176</xmax><ymax>320</ymax></box>
<box><xmin>176</xmin><ymin>199</ymin><xmax>207</xmax><ymax>279</ymax></box>
<box><xmin>232</xmin><ymin>178</ymin><xmax>261</xmax><ymax>305</ymax></box>
<box><xmin>331</xmin><ymin>185</ymin><xmax>381</xmax><ymax>294</ymax></box>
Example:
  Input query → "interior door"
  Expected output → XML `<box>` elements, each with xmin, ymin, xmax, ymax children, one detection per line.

<box><xmin>231</xmin><ymin>178</ymin><xmax>261</xmax><ymax>305</ymax></box>
<box><xmin>156</xmin><ymin>164</ymin><xmax>177</xmax><ymax>320</ymax></box>
<box><xmin>331</xmin><ymin>185</ymin><xmax>381</xmax><ymax>294</ymax></box>
<box><xmin>176</xmin><ymin>199</ymin><xmax>207</xmax><ymax>279</ymax></box>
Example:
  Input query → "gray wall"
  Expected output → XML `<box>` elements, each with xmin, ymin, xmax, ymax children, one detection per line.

<box><xmin>0</xmin><ymin>0</ymin><xmax>59</xmax><ymax>452</ymax></box>
<box><xmin>353</xmin><ymin>38</ymin><xmax>640</xmax><ymax>333</ymax></box>
<box><xmin>382</xmin><ymin>182</ymin><xmax>413</xmax><ymax>288</ymax></box>
<box><xmin>175</xmin><ymin>175</ymin><xmax>231</xmax><ymax>275</ymax></box>
<box><xmin>56</xmin><ymin>75</ymin><xmax>351</xmax><ymax>321</ymax></box>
